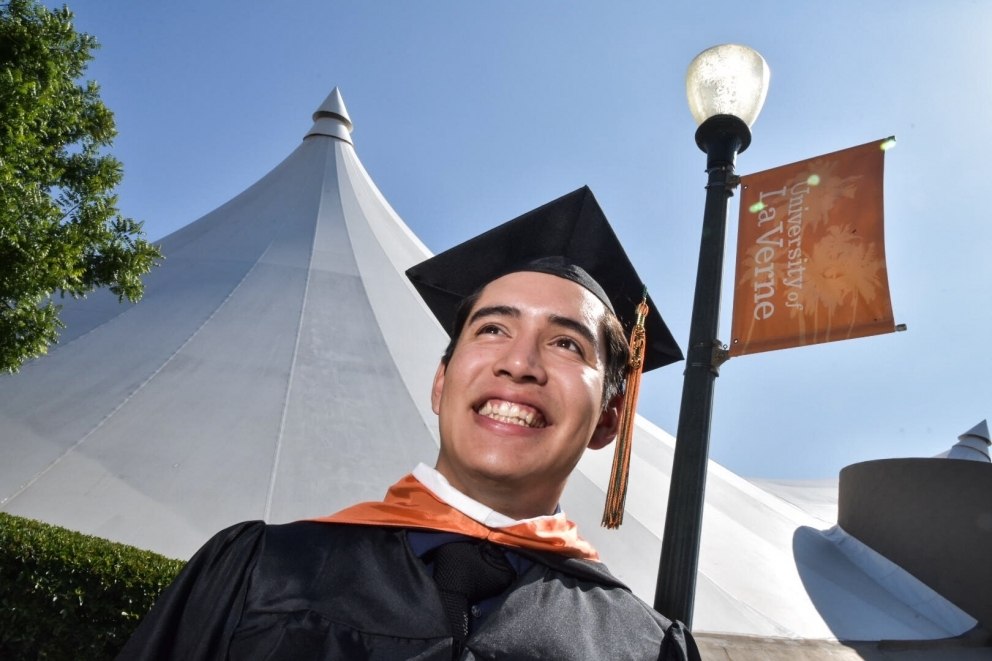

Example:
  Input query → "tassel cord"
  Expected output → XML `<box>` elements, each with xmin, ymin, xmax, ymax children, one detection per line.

<box><xmin>602</xmin><ymin>297</ymin><xmax>649</xmax><ymax>529</ymax></box>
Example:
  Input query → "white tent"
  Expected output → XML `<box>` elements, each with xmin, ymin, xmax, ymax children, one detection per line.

<box><xmin>0</xmin><ymin>89</ymin><xmax>975</xmax><ymax>643</ymax></box>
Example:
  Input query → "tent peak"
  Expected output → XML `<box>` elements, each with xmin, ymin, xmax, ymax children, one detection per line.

<box><xmin>959</xmin><ymin>419</ymin><xmax>990</xmax><ymax>444</ymax></box>
<box><xmin>946</xmin><ymin>419</ymin><xmax>990</xmax><ymax>462</ymax></box>
<box><xmin>305</xmin><ymin>87</ymin><xmax>353</xmax><ymax>144</ymax></box>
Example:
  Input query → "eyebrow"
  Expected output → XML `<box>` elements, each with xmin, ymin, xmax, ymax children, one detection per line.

<box><xmin>468</xmin><ymin>305</ymin><xmax>599</xmax><ymax>350</ymax></box>
<box><xmin>548</xmin><ymin>314</ymin><xmax>598</xmax><ymax>350</ymax></box>
<box><xmin>467</xmin><ymin>305</ymin><xmax>519</xmax><ymax>326</ymax></box>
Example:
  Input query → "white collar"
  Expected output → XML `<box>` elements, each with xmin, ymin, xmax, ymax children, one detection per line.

<box><xmin>412</xmin><ymin>463</ymin><xmax>565</xmax><ymax>529</ymax></box>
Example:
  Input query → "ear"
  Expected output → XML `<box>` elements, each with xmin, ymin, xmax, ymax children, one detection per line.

<box><xmin>430</xmin><ymin>361</ymin><xmax>446</xmax><ymax>415</ymax></box>
<box><xmin>588</xmin><ymin>394</ymin><xmax>622</xmax><ymax>450</ymax></box>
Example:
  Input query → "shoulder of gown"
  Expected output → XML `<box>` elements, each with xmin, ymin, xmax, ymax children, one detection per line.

<box><xmin>117</xmin><ymin>521</ymin><xmax>266</xmax><ymax>660</ymax></box>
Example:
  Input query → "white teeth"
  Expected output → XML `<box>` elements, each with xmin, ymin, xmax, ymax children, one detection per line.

<box><xmin>478</xmin><ymin>399</ymin><xmax>545</xmax><ymax>428</ymax></box>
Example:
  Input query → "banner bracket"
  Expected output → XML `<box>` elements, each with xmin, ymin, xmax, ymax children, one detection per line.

<box><xmin>711</xmin><ymin>341</ymin><xmax>730</xmax><ymax>373</ymax></box>
<box><xmin>705</xmin><ymin>172</ymin><xmax>741</xmax><ymax>194</ymax></box>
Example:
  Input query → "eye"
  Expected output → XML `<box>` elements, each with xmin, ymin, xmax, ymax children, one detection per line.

<box><xmin>477</xmin><ymin>323</ymin><xmax>504</xmax><ymax>336</ymax></box>
<box><xmin>553</xmin><ymin>336</ymin><xmax>584</xmax><ymax>356</ymax></box>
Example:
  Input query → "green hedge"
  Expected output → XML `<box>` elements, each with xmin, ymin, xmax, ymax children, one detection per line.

<box><xmin>0</xmin><ymin>512</ymin><xmax>184</xmax><ymax>659</ymax></box>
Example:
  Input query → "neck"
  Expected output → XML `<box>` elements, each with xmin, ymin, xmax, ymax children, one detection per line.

<box><xmin>433</xmin><ymin>461</ymin><xmax>561</xmax><ymax>521</ymax></box>
<box><xmin>473</xmin><ymin>486</ymin><xmax>556</xmax><ymax>521</ymax></box>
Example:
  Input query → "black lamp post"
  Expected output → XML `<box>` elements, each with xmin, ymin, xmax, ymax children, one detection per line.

<box><xmin>654</xmin><ymin>44</ymin><xmax>770</xmax><ymax>628</ymax></box>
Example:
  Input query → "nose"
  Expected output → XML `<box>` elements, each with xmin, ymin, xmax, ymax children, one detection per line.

<box><xmin>493</xmin><ymin>334</ymin><xmax>547</xmax><ymax>384</ymax></box>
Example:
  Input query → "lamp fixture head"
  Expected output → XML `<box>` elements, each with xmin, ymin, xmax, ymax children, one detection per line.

<box><xmin>686</xmin><ymin>44</ymin><xmax>770</xmax><ymax>128</ymax></box>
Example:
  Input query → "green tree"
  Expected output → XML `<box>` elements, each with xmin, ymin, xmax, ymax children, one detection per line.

<box><xmin>0</xmin><ymin>0</ymin><xmax>161</xmax><ymax>373</ymax></box>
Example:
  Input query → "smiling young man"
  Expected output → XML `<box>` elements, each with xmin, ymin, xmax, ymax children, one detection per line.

<box><xmin>119</xmin><ymin>187</ymin><xmax>698</xmax><ymax>660</ymax></box>
<box><xmin>430</xmin><ymin>270</ymin><xmax>621</xmax><ymax>521</ymax></box>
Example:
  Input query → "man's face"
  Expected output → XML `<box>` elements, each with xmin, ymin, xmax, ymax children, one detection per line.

<box><xmin>431</xmin><ymin>271</ymin><xmax>619</xmax><ymax>516</ymax></box>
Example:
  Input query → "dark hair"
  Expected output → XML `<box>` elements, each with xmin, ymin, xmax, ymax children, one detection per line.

<box><xmin>440</xmin><ymin>289</ymin><xmax>630</xmax><ymax>407</ymax></box>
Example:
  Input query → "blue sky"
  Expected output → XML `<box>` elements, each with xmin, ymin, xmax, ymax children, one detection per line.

<box><xmin>57</xmin><ymin>1</ymin><xmax>991</xmax><ymax>479</ymax></box>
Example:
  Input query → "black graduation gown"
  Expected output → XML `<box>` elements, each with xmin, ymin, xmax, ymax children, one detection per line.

<box><xmin>118</xmin><ymin>521</ymin><xmax>700</xmax><ymax>660</ymax></box>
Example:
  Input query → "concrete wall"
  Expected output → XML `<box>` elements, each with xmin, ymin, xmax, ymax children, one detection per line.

<box><xmin>838</xmin><ymin>458</ymin><xmax>992</xmax><ymax>630</ymax></box>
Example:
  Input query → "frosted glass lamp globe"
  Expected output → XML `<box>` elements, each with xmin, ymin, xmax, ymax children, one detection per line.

<box><xmin>686</xmin><ymin>44</ymin><xmax>769</xmax><ymax>127</ymax></box>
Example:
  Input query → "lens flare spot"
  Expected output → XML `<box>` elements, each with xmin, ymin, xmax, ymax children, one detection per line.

<box><xmin>807</xmin><ymin>174</ymin><xmax>821</xmax><ymax>186</ymax></box>
<box><xmin>749</xmin><ymin>201</ymin><xmax>766</xmax><ymax>213</ymax></box>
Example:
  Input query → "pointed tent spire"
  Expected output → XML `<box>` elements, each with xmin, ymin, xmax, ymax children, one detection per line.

<box><xmin>947</xmin><ymin>419</ymin><xmax>991</xmax><ymax>462</ymax></box>
<box><xmin>305</xmin><ymin>86</ymin><xmax>353</xmax><ymax>144</ymax></box>
<box><xmin>959</xmin><ymin>419</ymin><xmax>990</xmax><ymax>443</ymax></box>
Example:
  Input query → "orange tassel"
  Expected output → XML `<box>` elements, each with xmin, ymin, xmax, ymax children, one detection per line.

<box><xmin>602</xmin><ymin>291</ymin><xmax>649</xmax><ymax>529</ymax></box>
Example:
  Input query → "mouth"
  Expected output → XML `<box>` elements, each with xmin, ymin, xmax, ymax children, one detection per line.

<box><xmin>476</xmin><ymin>399</ymin><xmax>547</xmax><ymax>429</ymax></box>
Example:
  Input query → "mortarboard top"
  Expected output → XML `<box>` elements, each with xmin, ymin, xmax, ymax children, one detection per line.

<box><xmin>405</xmin><ymin>186</ymin><xmax>683</xmax><ymax>372</ymax></box>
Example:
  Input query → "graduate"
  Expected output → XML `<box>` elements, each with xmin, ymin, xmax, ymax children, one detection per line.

<box><xmin>119</xmin><ymin>187</ymin><xmax>699</xmax><ymax>660</ymax></box>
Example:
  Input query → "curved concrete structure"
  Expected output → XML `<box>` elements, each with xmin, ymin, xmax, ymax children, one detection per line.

<box><xmin>839</xmin><ymin>458</ymin><xmax>992</xmax><ymax>630</ymax></box>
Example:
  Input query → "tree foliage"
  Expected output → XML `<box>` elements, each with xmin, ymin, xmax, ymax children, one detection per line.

<box><xmin>0</xmin><ymin>0</ymin><xmax>161</xmax><ymax>373</ymax></box>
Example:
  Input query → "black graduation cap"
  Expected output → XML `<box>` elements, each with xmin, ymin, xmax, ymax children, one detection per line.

<box><xmin>405</xmin><ymin>186</ymin><xmax>683</xmax><ymax>372</ymax></box>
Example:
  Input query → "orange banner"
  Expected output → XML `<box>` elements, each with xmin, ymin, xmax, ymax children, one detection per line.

<box><xmin>729</xmin><ymin>139</ymin><xmax>896</xmax><ymax>357</ymax></box>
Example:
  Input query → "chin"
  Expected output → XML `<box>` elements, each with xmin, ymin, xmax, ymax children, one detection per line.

<box><xmin>468</xmin><ymin>459</ymin><xmax>524</xmax><ymax>482</ymax></box>
<box><xmin>461</xmin><ymin>454</ymin><xmax>534</xmax><ymax>485</ymax></box>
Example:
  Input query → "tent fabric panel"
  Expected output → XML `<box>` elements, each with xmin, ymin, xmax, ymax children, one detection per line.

<box><xmin>336</xmin><ymin>145</ymin><xmax>446</xmax><ymax>441</ymax></box>
<box><xmin>266</xmin><ymin>148</ymin><xmax>438</xmax><ymax>521</ymax></box>
<box><xmin>5</xmin><ymin>256</ymin><xmax>311</xmax><ymax>558</ymax></box>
